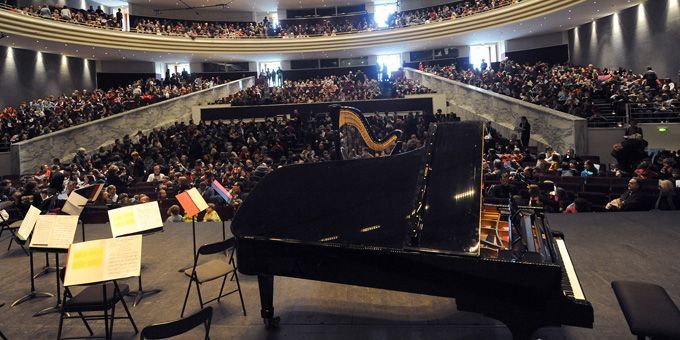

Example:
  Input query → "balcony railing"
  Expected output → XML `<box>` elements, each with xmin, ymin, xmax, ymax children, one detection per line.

<box><xmin>588</xmin><ymin>103</ymin><xmax>680</xmax><ymax>127</ymax></box>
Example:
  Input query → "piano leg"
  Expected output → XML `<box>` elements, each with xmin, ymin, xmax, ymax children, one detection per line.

<box><xmin>506</xmin><ymin>323</ymin><xmax>538</xmax><ymax>340</ymax></box>
<box><xmin>257</xmin><ymin>275</ymin><xmax>280</xmax><ymax>329</ymax></box>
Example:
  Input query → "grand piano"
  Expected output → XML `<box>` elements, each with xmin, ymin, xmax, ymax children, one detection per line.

<box><xmin>232</xmin><ymin>109</ymin><xmax>593</xmax><ymax>339</ymax></box>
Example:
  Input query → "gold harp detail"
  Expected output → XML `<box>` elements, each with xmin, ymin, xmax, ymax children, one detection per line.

<box><xmin>338</xmin><ymin>108</ymin><xmax>400</xmax><ymax>152</ymax></box>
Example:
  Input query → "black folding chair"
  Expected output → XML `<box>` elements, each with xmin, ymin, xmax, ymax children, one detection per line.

<box><xmin>0</xmin><ymin>302</ymin><xmax>7</xmax><ymax>340</ymax></box>
<box><xmin>57</xmin><ymin>269</ymin><xmax>138</xmax><ymax>340</ymax></box>
<box><xmin>0</xmin><ymin>201</ymin><xmax>29</xmax><ymax>255</ymax></box>
<box><xmin>140</xmin><ymin>307</ymin><xmax>212</xmax><ymax>340</ymax></box>
<box><xmin>181</xmin><ymin>238</ymin><xmax>246</xmax><ymax>318</ymax></box>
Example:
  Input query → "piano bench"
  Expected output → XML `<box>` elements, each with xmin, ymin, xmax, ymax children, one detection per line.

<box><xmin>611</xmin><ymin>281</ymin><xmax>680</xmax><ymax>340</ymax></box>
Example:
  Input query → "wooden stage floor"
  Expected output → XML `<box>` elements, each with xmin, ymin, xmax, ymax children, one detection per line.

<box><xmin>0</xmin><ymin>211</ymin><xmax>678</xmax><ymax>339</ymax></box>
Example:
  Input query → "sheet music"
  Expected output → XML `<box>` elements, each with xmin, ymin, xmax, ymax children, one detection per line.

<box><xmin>64</xmin><ymin>235</ymin><xmax>142</xmax><ymax>286</ymax></box>
<box><xmin>30</xmin><ymin>215</ymin><xmax>79</xmax><ymax>249</ymax></box>
<box><xmin>187</xmin><ymin>188</ymin><xmax>209</xmax><ymax>211</ymax></box>
<box><xmin>103</xmin><ymin>236</ymin><xmax>142</xmax><ymax>280</ymax></box>
<box><xmin>62</xmin><ymin>191</ymin><xmax>88</xmax><ymax>216</ymax></box>
<box><xmin>17</xmin><ymin>205</ymin><xmax>41</xmax><ymax>241</ymax></box>
<box><xmin>108</xmin><ymin>201</ymin><xmax>163</xmax><ymax>238</ymax></box>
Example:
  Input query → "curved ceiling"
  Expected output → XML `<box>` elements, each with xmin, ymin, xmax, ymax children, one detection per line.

<box><xmin>0</xmin><ymin>0</ymin><xmax>644</xmax><ymax>63</ymax></box>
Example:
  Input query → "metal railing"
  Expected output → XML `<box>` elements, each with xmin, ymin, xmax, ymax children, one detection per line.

<box><xmin>588</xmin><ymin>102</ymin><xmax>680</xmax><ymax>127</ymax></box>
<box><xmin>629</xmin><ymin>103</ymin><xmax>680</xmax><ymax>124</ymax></box>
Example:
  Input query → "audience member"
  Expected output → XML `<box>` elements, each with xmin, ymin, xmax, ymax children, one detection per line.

<box><xmin>606</xmin><ymin>177</ymin><xmax>646</xmax><ymax>211</ymax></box>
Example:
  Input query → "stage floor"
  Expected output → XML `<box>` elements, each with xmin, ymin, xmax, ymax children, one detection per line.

<box><xmin>0</xmin><ymin>211</ymin><xmax>678</xmax><ymax>339</ymax></box>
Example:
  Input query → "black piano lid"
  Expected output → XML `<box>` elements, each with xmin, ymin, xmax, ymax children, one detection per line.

<box><xmin>410</xmin><ymin>122</ymin><xmax>483</xmax><ymax>256</ymax></box>
<box><xmin>232</xmin><ymin>122</ymin><xmax>483</xmax><ymax>256</ymax></box>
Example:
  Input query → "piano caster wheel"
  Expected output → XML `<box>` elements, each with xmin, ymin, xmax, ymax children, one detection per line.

<box><xmin>264</xmin><ymin>316</ymin><xmax>280</xmax><ymax>330</ymax></box>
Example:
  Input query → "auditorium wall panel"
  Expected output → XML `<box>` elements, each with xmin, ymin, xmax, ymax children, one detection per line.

<box><xmin>569</xmin><ymin>0</ymin><xmax>680</xmax><ymax>78</ymax></box>
<box><xmin>586</xmin><ymin>124</ymin><xmax>680</xmax><ymax>165</ymax></box>
<box><xmin>505</xmin><ymin>45</ymin><xmax>569</xmax><ymax>65</ymax></box>
<box><xmin>96</xmin><ymin>73</ymin><xmax>157</xmax><ymax>90</ymax></box>
<box><xmin>505</xmin><ymin>32</ymin><xmax>567</xmax><ymax>53</ymax></box>
<box><xmin>0</xmin><ymin>45</ymin><xmax>96</xmax><ymax>108</ymax></box>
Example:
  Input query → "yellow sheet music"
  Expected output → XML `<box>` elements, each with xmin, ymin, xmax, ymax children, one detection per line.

<box><xmin>71</xmin><ymin>244</ymin><xmax>104</xmax><ymax>270</ymax></box>
<box><xmin>108</xmin><ymin>201</ymin><xmax>163</xmax><ymax>238</ymax></box>
<box><xmin>64</xmin><ymin>235</ymin><xmax>142</xmax><ymax>286</ymax></box>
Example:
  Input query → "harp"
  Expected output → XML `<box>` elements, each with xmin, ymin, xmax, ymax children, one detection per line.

<box><xmin>330</xmin><ymin>105</ymin><xmax>403</xmax><ymax>160</ymax></box>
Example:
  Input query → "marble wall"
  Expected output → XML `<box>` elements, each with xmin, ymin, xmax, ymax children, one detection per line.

<box><xmin>404</xmin><ymin>68</ymin><xmax>588</xmax><ymax>154</ymax></box>
<box><xmin>10</xmin><ymin>77</ymin><xmax>254</xmax><ymax>175</ymax></box>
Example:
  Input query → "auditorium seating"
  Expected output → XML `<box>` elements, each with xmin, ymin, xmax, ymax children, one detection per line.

<box><xmin>483</xmin><ymin>166</ymin><xmax>667</xmax><ymax>212</ymax></box>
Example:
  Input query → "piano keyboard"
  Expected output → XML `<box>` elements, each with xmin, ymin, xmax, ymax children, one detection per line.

<box><xmin>555</xmin><ymin>238</ymin><xmax>585</xmax><ymax>300</ymax></box>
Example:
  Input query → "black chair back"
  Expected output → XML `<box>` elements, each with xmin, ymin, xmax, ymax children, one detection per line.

<box><xmin>197</xmin><ymin>238</ymin><xmax>235</xmax><ymax>256</ymax></box>
<box><xmin>140</xmin><ymin>306</ymin><xmax>212</xmax><ymax>339</ymax></box>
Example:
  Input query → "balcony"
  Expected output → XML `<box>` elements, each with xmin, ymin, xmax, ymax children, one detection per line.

<box><xmin>0</xmin><ymin>0</ymin><xmax>581</xmax><ymax>54</ymax></box>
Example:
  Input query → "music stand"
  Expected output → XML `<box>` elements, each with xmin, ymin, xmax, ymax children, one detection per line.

<box><xmin>29</xmin><ymin>215</ymin><xmax>79</xmax><ymax>317</ymax></box>
<box><xmin>63</xmin><ymin>185</ymin><xmax>103</xmax><ymax>242</ymax></box>
<box><xmin>32</xmin><ymin>195</ymin><xmax>61</xmax><ymax>279</ymax></box>
<box><xmin>108</xmin><ymin>202</ymin><xmax>164</xmax><ymax>306</ymax></box>
<box><xmin>32</xmin><ymin>248</ymin><xmax>68</xmax><ymax>317</ymax></box>
<box><xmin>175</xmin><ymin>188</ymin><xmax>208</xmax><ymax>272</ymax></box>
<box><xmin>61</xmin><ymin>235</ymin><xmax>142</xmax><ymax>338</ymax></box>
<box><xmin>33</xmin><ymin>253</ymin><xmax>58</xmax><ymax>279</ymax></box>
<box><xmin>12</xmin><ymin>206</ymin><xmax>53</xmax><ymax>307</ymax></box>
<box><xmin>211</xmin><ymin>180</ymin><xmax>235</xmax><ymax>241</ymax></box>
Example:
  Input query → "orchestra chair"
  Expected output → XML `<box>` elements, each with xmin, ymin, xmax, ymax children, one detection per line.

<box><xmin>0</xmin><ymin>201</ymin><xmax>29</xmax><ymax>255</ymax></box>
<box><xmin>140</xmin><ymin>307</ymin><xmax>212</xmax><ymax>340</ymax></box>
<box><xmin>0</xmin><ymin>302</ymin><xmax>7</xmax><ymax>340</ymax></box>
<box><xmin>181</xmin><ymin>238</ymin><xmax>246</xmax><ymax>318</ymax></box>
<box><xmin>611</xmin><ymin>281</ymin><xmax>680</xmax><ymax>340</ymax></box>
<box><xmin>57</xmin><ymin>269</ymin><xmax>138</xmax><ymax>340</ymax></box>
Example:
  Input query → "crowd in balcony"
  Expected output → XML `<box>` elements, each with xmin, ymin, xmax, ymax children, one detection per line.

<box><xmin>0</xmin><ymin>75</ymin><xmax>219</xmax><ymax>144</ymax></box>
<box><xmin>391</xmin><ymin>78</ymin><xmax>436</xmax><ymax>97</ymax></box>
<box><xmin>226</xmin><ymin>72</ymin><xmax>381</xmax><ymax>105</ymax></box>
<box><xmin>210</xmin><ymin>71</ymin><xmax>433</xmax><ymax>106</ymax></box>
<box><xmin>132</xmin><ymin>14</ymin><xmax>378</xmax><ymax>38</ymax></box>
<box><xmin>387</xmin><ymin>0</ymin><xmax>521</xmax><ymax>28</ymax></box>
<box><xmin>7</xmin><ymin>0</ymin><xmax>522</xmax><ymax>38</ymax></box>
<box><xmin>16</xmin><ymin>4</ymin><xmax>122</xmax><ymax>29</ymax></box>
<box><xmin>422</xmin><ymin>60</ymin><xmax>679</xmax><ymax>119</ymax></box>
<box><xmin>133</xmin><ymin>18</ymin><xmax>264</xmax><ymax>38</ymax></box>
